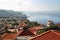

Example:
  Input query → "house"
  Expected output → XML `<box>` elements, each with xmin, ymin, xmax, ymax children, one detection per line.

<box><xmin>0</xmin><ymin>33</ymin><xmax>17</xmax><ymax>40</ymax></box>
<box><xmin>16</xmin><ymin>28</ymin><xmax>37</xmax><ymax>40</ymax></box>
<box><xmin>47</xmin><ymin>20</ymin><xmax>54</xmax><ymax>27</ymax></box>
<box><xmin>30</xmin><ymin>30</ymin><xmax>60</xmax><ymax>40</ymax></box>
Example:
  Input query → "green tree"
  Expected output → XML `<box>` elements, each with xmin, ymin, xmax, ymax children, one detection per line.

<box><xmin>28</xmin><ymin>21</ymin><xmax>39</xmax><ymax>27</ymax></box>
<box><xmin>45</xmin><ymin>24</ymin><xmax>58</xmax><ymax>31</ymax></box>
<box><xmin>37</xmin><ymin>24</ymin><xmax>58</xmax><ymax>34</ymax></box>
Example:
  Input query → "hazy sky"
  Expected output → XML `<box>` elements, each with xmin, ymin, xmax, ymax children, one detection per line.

<box><xmin>0</xmin><ymin>0</ymin><xmax>60</xmax><ymax>11</ymax></box>
<box><xmin>0</xmin><ymin>0</ymin><xmax>60</xmax><ymax>23</ymax></box>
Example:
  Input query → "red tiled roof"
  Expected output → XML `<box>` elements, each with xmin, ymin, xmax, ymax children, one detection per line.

<box><xmin>29</xmin><ymin>28</ymin><xmax>38</xmax><ymax>32</ymax></box>
<box><xmin>18</xmin><ymin>29</ymin><xmax>36</xmax><ymax>36</ymax></box>
<box><xmin>48</xmin><ymin>20</ymin><xmax>53</xmax><ymax>22</ymax></box>
<box><xmin>30</xmin><ymin>30</ymin><xmax>60</xmax><ymax>40</ymax></box>
<box><xmin>57</xmin><ymin>23</ymin><xmax>60</xmax><ymax>27</ymax></box>
<box><xmin>54</xmin><ymin>30</ymin><xmax>60</xmax><ymax>34</ymax></box>
<box><xmin>17</xmin><ymin>30</ymin><xmax>23</xmax><ymax>36</ymax></box>
<box><xmin>0</xmin><ymin>33</ymin><xmax>17</xmax><ymax>40</ymax></box>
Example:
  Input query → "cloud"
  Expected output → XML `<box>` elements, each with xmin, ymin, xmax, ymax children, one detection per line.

<box><xmin>0</xmin><ymin>0</ymin><xmax>60</xmax><ymax>11</ymax></box>
<box><xmin>0</xmin><ymin>0</ymin><xmax>32</xmax><ymax>11</ymax></box>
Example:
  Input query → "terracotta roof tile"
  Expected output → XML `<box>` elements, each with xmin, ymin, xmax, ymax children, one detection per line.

<box><xmin>0</xmin><ymin>33</ymin><xmax>17</xmax><ymax>40</ymax></box>
<box><xmin>30</xmin><ymin>30</ymin><xmax>60</xmax><ymax>40</ymax></box>
<box><xmin>18</xmin><ymin>30</ymin><xmax>36</xmax><ymax>36</ymax></box>
<box><xmin>57</xmin><ymin>23</ymin><xmax>60</xmax><ymax>27</ymax></box>
<box><xmin>17</xmin><ymin>30</ymin><xmax>23</xmax><ymax>36</ymax></box>
<box><xmin>18</xmin><ymin>28</ymin><xmax>36</xmax><ymax>36</ymax></box>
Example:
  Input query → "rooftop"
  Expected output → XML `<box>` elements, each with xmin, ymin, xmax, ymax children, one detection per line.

<box><xmin>30</xmin><ymin>30</ymin><xmax>60</xmax><ymax>40</ymax></box>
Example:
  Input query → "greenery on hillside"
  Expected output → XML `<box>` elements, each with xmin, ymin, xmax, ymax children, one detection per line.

<box><xmin>37</xmin><ymin>24</ymin><xmax>58</xmax><ymax>34</ymax></box>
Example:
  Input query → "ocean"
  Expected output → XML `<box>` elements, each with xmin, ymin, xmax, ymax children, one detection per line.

<box><xmin>23</xmin><ymin>11</ymin><xmax>60</xmax><ymax>24</ymax></box>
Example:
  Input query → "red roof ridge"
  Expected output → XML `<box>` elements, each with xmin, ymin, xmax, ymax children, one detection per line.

<box><xmin>30</xmin><ymin>30</ymin><xmax>52</xmax><ymax>39</ymax></box>
<box><xmin>28</xmin><ymin>29</ymin><xmax>36</xmax><ymax>35</ymax></box>
<box><xmin>18</xmin><ymin>29</ymin><xmax>36</xmax><ymax>36</ymax></box>
<box><xmin>0</xmin><ymin>33</ymin><xmax>16</xmax><ymax>40</ymax></box>
<box><xmin>51</xmin><ymin>30</ymin><xmax>60</xmax><ymax>36</ymax></box>
<box><xmin>0</xmin><ymin>33</ymin><xmax>7</xmax><ymax>39</ymax></box>
<box><xmin>30</xmin><ymin>30</ymin><xmax>60</xmax><ymax>40</ymax></box>
<box><xmin>17</xmin><ymin>30</ymin><xmax>23</xmax><ymax>36</ymax></box>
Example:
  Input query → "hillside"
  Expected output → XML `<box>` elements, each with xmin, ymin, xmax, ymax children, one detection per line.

<box><xmin>0</xmin><ymin>10</ymin><xmax>27</xmax><ymax>19</ymax></box>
